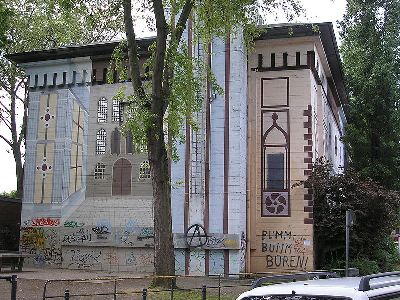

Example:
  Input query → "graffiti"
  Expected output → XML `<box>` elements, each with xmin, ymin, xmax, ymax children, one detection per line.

<box><xmin>69</xmin><ymin>249</ymin><xmax>102</xmax><ymax>269</ymax></box>
<box><xmin>261</xmin><ymin>230</ymin><xmax>311</xmax><ymax>270</ymax></box>
<box><xmin>239</xmin><ymin>231</ymin><xmax>246</xmax><ymax>272</ymax></box>
<box><xmin>125</xmin><ymin>251</ymin><xmax>136</xmax><ymax>265</ymax></box>
<box><xmin>64</xmin><ymin>221</ymin><xmax>84</xmax><ymax>228</ymax></box>
<box><xmin>92</xmin><ymin>226</ymin><xmax>111</xmax><ymax>235</ymax></box>
<box><xmin>138</xmin><ymin>227</ymin><xmax>154</xmax><ymax>240</ymax></box>
<box><xmin>185</xmin><ymin>224</ymin><xmax>208</xmax><ymax>248</ymax></box>
<box><xmin>262</xmin><ymin>230</ymin><xmax>292</xmax><ymax>240</ymax></box>
<box><xmin>62</xmin><ymin>228</ymin><xmax>92</xmax><ymax>244</ymax></box>
<box><xmin>266</xmin><ymin>255</ymin><xmax>308</xmax><ymax>269</ymax></box>
<box><xmin>21</xmin><ymin>227</ymin><xmax>46</xmax><ymax>249</ymax></box>
<box><xmin>20</xmin><ymin>227</ymin><xmax>61</xmax><ymax>266</ymax></box>
<box><xmin>30</xmin><ymin>217</ymin><xmax>60</xmax><ymax>227</ymax></box>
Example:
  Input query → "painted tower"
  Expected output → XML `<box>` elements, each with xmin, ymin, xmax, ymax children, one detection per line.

<box><xmin>8</xmin><ymin>22</ymin><xmax>347</xmax><ymax>274</ymax></box>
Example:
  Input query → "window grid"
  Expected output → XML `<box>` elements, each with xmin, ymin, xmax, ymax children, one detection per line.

<box><xmin>112</xmin><ymin>100</ymin><xmax>122</xmax><ymax>122</ymax></box>
<box><xmin>139</xmin><ymin>160</ymin><xmax>151</xmax><ymax>179</ymax></box>
<box><xmin>97</xmin><ymin>97</ymin><xmax>107</xmax><ymax>123</ymax></box>
<box><xmin>94</xmin><ymin>162</ymin><xmax>106</xmax><ymax>179</ymax></box>
<box><xmin>96</xmin><ymin>129</ymin><xmax>107</xmax><ymax>154</ymax></box>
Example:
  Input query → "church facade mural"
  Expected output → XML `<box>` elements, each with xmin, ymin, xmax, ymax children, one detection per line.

<box><xmin>10</xmin><ymin>23</ymin><xmax>347</xmax><ymax>274</ymax></box>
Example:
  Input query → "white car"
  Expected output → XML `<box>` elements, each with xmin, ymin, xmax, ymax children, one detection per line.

<box><xmin>236</xmin><ymin>272</ymin><xmax>400</xmax><ymax>300</ymax></box>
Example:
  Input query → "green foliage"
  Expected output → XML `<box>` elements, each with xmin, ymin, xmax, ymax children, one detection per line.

<box><xmin>340</xmin><ymin>0</ymin><xmax>400</xmax><ymax>189</ymax></box>
<box><xmin>0</xmin><ymin>0</ymin><xmax>11</xmax><ymax>48</ymax></box>
<box><xmin>351</xmin><ymin>259</ymin><xmax>380</xmax><ymax>276</ymax></box>
<box><xmin>302</xmin><ymin>159</ymin><xmax>400</xmax><ymax>272</ymax></box>
<box><xmin>0</xmin><ymin>190</ymin><xmax>18</xmax><ymax>198</ymax></box>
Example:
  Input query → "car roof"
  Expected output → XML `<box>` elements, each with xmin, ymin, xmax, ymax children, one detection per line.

<box><xmin>237</xmin><ymin>276</ymin><xmax>400</xmax><ymax>300</ymax></box>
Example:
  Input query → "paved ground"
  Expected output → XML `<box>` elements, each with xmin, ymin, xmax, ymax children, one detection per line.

<box><xmin>0</xmin><ymin>267</ymin><xmax>253</xmax><ymax>300</ymax></box>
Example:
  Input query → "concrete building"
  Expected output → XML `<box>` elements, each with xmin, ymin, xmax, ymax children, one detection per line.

<box><xmin>8</xmin><ymin>22</ymin><xmax>347</xmax><ymax>275</ymax></box>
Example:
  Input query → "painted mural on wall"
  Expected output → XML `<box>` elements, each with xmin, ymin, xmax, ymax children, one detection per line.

<box><xmin>261</xmin><ymin>229</ymin><xmax>312</xmax><ymax>270</ymax></box>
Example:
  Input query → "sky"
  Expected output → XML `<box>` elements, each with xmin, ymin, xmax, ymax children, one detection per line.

<box><xmin>0</xmin><ymin>0</ymin><xmax>347</xmax><ymax>193</ymax></box>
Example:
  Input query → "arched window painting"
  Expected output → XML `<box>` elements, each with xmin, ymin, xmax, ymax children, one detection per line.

<box><xmin>97</xmin><ymin>97</ymin><xmax>107</xmax><ymax>123</ymax></box>
<box><xmin>111</xmin><ymin>128</ymin><xmax>121</xmax><ymax>155</ymax></box>
<box><xmin>139</xmin><ymin>160</ymin><xmax>151</xmax><ymax>179</ymax></box>
<box><xmin>262</xmin><ymin>111</ymin><xmax>290</xmax><ymax>216</ymax></box>
<box><xmin>96</xmin><ymin>129</ymin><xmax>106</xmax><ymax>154</ymax></box>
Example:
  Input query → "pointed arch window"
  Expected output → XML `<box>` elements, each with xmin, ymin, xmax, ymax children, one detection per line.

<box><xmin>96</xmin><ymin>129</ymin><xmax>106</xmax><ymax>154</ymax></box>
<box><xmin>261</xmin><ymin>112</ymin><xmax>290</xmax><ymax>217</ymax></box>
<box><xmin>126</xmin><ymin>132</ymin><xmax>133</xmax><ymax>154</ymax></box>
<box><xmin>139</xmin><ymin>160</ymin><xmax>151</xmax><ymax>179</ymax></box>
<box><xmin>111</xmin><ymin>128</ymin><xmax>121</xmax><ymax>155</ymax></box>
<box><xmin>97</xmin><ymin>97</ymin><xmax>107</xmax><ymax>123</ymax></box>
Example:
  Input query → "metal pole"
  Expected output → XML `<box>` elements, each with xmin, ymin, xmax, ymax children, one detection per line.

<box><xmin>64</xmin><ymin>289</ymin><xmax>70</xmax><ymax>300</ymax></box>
<box><xmin>202</xmin><ymin>285</ymin><xmax>207</xmax><ymax>300</ymax></box>
<box><xmin>10</xmin><ymin>275</ymin><xmax>17</xmax><ymax>300</ymax></box>
<box><xmin>113</xmin><ymin>278</ymin><xmax>117</xmax><ymax>300</ymax></box>
<box><xmin>218</xmin><ymin>275</ymin><xmax>221</xmax><ymax>300</ymax></box>
<box><xmin>142</xmin><ymin>288</ymin><xmax>147</xmax><ymax>300</ymax></box>
<box><xmin>170</xmin><ymin>278</ymin><xmax>174</xmax><ymax>300</ymax></box>
<box><xmin>345</xmin><ymin>210</ymin><xmax>350</xmax><ymax>277</ymax></box>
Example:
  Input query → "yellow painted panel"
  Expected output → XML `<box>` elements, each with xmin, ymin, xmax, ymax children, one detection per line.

<box><xmin>69</xmin><ymin>168</ymin><xmax>76</xmax><ymax>195</ymax></box>
<box><xmin>37</xmin><ymin>94</ymin><xmax>58</xmax><ymax>140</ymax></box>
<box><xmin>262</xmin><ymin>78</ymin><xmax>288</xmax><ymax>107</ymax></box>
<box><xmin>34</xmin><ymin>143</ymin><xmax>54</xmax><ymax>203</ymax></box>
<box><xmin>72</xmin><ymin>101</ymin><xmax>80</xmax><ymax>123</ymax></box>
<box><xmin>37</xmin><ymin>95</ymin><xmax>49</xmax><ymax>140</ymax></box>
<box><xmin>76</xmin><ymin>167</ymin><xmax>82</xmax><ymax>191</ymax></box>
<box><xmin>71</xmin><ymin>125</ymin><xmax>79</xmax><ymax>143</ymax></box>
<box><xmin>47</xmin><ymin>93</ymin><xmax>58</xmax><ymax>140</ymax></box>
<box><xmin>77</xmin><ymin>145</ymin><xmax>83</xmax><ymax>167</ymax></box>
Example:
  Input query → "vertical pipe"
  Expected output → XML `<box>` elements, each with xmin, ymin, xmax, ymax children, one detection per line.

<box><xmin>345</xmin><ymin>210</ymin><xmax>350</xmax><ymax>277</ymax></box>
<box><xmin>202</xmin><ymin>285</ymin><xmax>207</xmax><ymax>300</ymax></box>
<box><xmin>113</xmin><ymin>278</ymin><xmax>117</xmax><ymax>300</ymax></box>
<box><xmin>218</xmin><ymin>274</ymin><xmax>221</xmax><ymax>300</ymax></box>
<box><xmin>142</xmin><ymin>288</ymin><xmax>148</xmax><ymax>300</ymax></box>
<box><xmin>170</xmin><ymin>278</ymin><xmax>174</xmax><ymax>300</ymax></box>
<box><xmin>10</xmin><ymin>275</ymin><xmax>17</xmax><ymax>300</ymax></box>
<box><xmin>64</xmin><ymin>289</ymin><xmax>70</xmax><ymax>300</ymax></box>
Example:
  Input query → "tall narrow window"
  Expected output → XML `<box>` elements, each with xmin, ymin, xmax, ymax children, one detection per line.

<box><xmin>94</xmin><ymin>162</ymin><xmax>106</xmax><ymax>179</ymax></box>
<box><xmin>111</xmin><ymin>128</ymin><xmax>121</xmax><ymax>155</ymax></box>
<box><xmin>97</xmin><ymin>97</ymin><xmax>107</xmax><ymax>123</ymax></box>
<box><xmin>112</xmin><ymin>100</ymin><xmax>122</xmax><ymax>122</ymax></box>
<box><xmin>126</xmin><ymin>132</ymin><xmax>133</xmax><ymax>154</ymax></box>
<box><xmin>139</xmin><ymin>160</ymin><xmax>151</xmax><ymax>179</ymax></box>
<box><xmin>262</xmin><ymin>112</ymin><xmax>289</xmax><ymax>217</ymax></box>
<box><xmin>96</xmin><ymin>129</ymin><xmax>106</xmax><ymax>154</ymax></box>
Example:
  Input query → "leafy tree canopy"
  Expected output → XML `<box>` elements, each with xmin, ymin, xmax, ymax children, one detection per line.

<box><xmin>340</xmin><ymin>0</ymin><xmax>400</xmax><ymax>189</ymax></box>
<box><xmin>301</xmin><ymin>160</ymin><xmax>400</xmax><ymax>274</ymax></box>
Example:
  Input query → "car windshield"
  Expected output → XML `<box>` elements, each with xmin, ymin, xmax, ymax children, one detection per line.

<box><xmin>242</xmin><ymin>296</ymin><xmax>350</xmax><ymax>300</ymax></box>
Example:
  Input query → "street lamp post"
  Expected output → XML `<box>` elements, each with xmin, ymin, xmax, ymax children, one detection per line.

<box><xmin>345</xmin><ymin>209</ymin><xmax>354</xmax><ymax>277</ymax></box>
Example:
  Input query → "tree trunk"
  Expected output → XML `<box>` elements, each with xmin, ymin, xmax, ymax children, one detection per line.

<box><xmin>147</xmin><ymin>113</ymin><xmax>175</xmax><ymax>288</ymax></box>
<box><xmin>9</xmin><ymin>67</ymin><xmax>24</xmax><ymax>199</ymax></box>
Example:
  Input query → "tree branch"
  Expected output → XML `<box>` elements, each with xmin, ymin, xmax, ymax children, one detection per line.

<box><xmin>174</xmin><ymin>0</ymin><xmax>193</xmax><ymax>43</ymax></box>
<box><xmin>0</xmin><ymin>134</ymin><xmax>12</xmax><ymax>147</ymax></box>
<box><xmin>152</xmin><ymin>0</ymin><xmax>168</xmax><ymax>114</ymax></box>
<box><xmin>123</xmin><ymin>0</ymin><xmax>147</xmax><ymax>101</ymax></box>
<box><xmin>162</xmin><ymin>0</ymin><xmax>193</xmax><ymax>113</ymax></box>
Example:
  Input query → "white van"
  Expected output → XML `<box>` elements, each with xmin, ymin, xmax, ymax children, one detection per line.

<box><xmin>236</xmin><ymin>272</ymin><xmax>400</xmax><ymax>300</ymax></box>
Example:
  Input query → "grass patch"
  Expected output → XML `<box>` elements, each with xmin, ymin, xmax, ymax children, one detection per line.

<box><xmin>146</xmin><ymin>289</ymin><xmax>234</xmax><ymax>300</ymax></box>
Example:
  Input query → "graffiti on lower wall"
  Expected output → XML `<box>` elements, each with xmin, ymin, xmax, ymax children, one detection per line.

<box><xmin>261</xmin><ymin>230</ymin><xmax>312</xmax><ymax>270</ymax></box>
<box><xmin>20</xmin><ymin>227</ymin><xmax>62</xmax><ymax>266</ymax></box>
